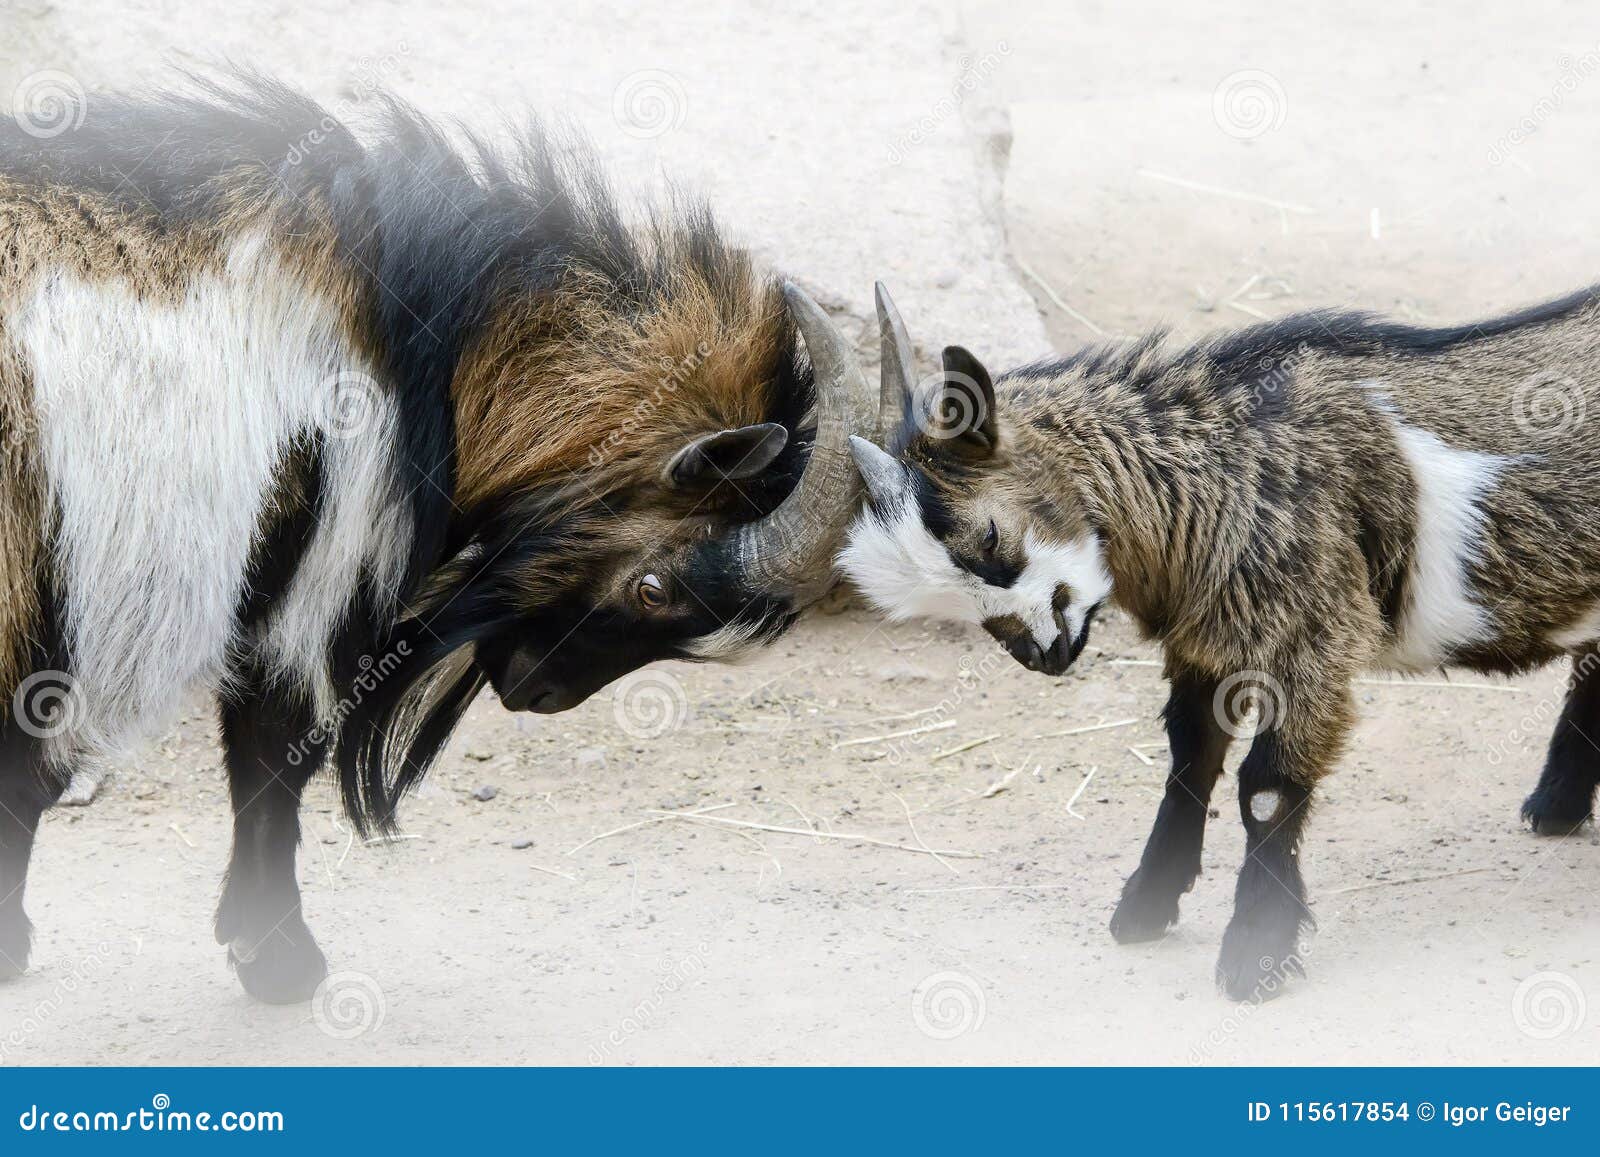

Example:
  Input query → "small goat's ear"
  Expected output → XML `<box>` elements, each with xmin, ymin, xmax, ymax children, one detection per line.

<box><xmin>849</xmin><ymin>436</ymin><xmax>909</xmax><ymax>509</ymax></box>
<box><xmin>663</xmin><ymin>423</ymin><xmax>789</xmax><ymax>487</ymax></box>
<box><xmin>932</xmin><ymin>346</ymin><xmax>998</xmax><ymax>458</ymax></box>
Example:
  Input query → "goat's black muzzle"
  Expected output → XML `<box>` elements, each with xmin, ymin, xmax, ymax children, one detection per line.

<box><xmin>983</xmin><ymin>601</ymin><xmax>1100</xmax><ymax>677</ymax></box>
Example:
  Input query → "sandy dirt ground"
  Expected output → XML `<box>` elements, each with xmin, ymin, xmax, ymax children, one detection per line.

<box><xmin>1</xmin><ymin>0</ymin><xmax>1598</xmax><ymax>1065</ymax></box>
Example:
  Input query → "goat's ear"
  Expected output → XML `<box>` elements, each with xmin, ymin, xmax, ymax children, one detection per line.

<box><xmin>931</xmin><ymin>346</ymin><xmax>998</xmax><ymax>458</ymax></box>
<box><xmin>662</xmin><ymin>423</ymin><xmax>789</xmax><ymax>487</ymax></box>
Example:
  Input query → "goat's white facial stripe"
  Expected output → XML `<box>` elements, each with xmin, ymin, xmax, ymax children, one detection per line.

<box><xmin>681</xmin><ymin>616</ymin><xmax>769</xmax><ymax>660</ymax></box>
<box><xmin>838</xmin><ymin>484</ymin><xmax>1111</xmax><ymax>652</ymax></box>
<box><xmin>1382</xmin><ymin>420</ymin><xmax>1505</xmax><ymax>670</ymax></box>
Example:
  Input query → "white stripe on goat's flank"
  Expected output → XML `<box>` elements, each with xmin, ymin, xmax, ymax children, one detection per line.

<box><xmin>1383</xmin><ymin>421</ymin><xmax>1506</xmax><ymax>671</ymax></box>
<box><xmin>15</xmin><ymin>230</ymin><xmax>409</xmax><ymax>758</ymax></box>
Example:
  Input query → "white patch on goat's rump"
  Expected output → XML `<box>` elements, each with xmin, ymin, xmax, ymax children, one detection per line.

<box><xmin>839</xmin><ymin>495</ymin><xmax>1110</xmax><ymax>653</ymax></box>
<box><xmin>1380</xmin><ymin>421</ymin><xmax>1507</xmax><ymax>671</ymax></box>
<box><xmin>14</xmin><ymin>231</ymin><xmax>410</xmax><ymax>759</ymax></box>
<box><xmin>1549</xmin><ymin>604</ymin><xmax>1600</xmax><ymax>651</ymax></box>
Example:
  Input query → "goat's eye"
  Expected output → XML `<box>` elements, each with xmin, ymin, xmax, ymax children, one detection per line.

<box><xmin>982</xmin><ymin>519</ymin><xmax>999</xmax><ymax>555</ymax></box>
<box><xmin>637</xmin><ymin>574</ymin><xmax>668</xmax><ymax>610</ymax></box>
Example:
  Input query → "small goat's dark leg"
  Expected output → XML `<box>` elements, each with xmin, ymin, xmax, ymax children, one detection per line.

<box><xmin>1522</xmin><ymin>645</ymin><xmax>1600</xmax><ymax>835</ymax></box>
<box><xmin>216</xmin><ymin>666</ymin><xmax>328</xmax><ymax>1004</ymax></box>
<box><xmin>1209</xmin><ymin>707</ymin><xmax>1324</xmax><ymax>998</ymax></box>
<box><xmin>0</xmin><ymin>744</ymin><xmax>67</xmax><ymax>980</ymax></box>
<box><xmin>1110</xmin><ymin>670</ymin><xmax>1234</xmax><ymax>942</ymax></box>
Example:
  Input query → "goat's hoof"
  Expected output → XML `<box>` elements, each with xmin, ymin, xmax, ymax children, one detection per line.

<box><xmin>1109</xmin><ymin>870</ymin><xmax>1183</xmax><ymax>943</ymax></box>
<box><xmin>1520</xmin><ymin>790</ymin><xmax>1592</xmax><ymax>837</ymax></box>
<box><xmin>1215</xmin><ymin>911</ymin><xmax>1305</xmax><ymax>1002</ymax></box>
<box><xmin>229</xmin><ymin>926</ymin><xmax>327</xmax><ymax>1004</ymax></box>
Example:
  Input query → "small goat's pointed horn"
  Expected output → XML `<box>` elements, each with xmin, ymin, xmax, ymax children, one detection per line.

<box><xmin>731</xmin><ymin>282</ymin><xmax>874</xmax><ymax>606</ymax></box>
<box><xmin>874</xmin><ymin>281</ymin><xmax>917</xmax><ymax>446</ymax></box>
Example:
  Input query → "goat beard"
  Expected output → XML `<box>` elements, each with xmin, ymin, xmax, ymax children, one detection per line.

<box><xmin>330</xmin><ymin>570</ymin><xmax>513</xmax><ymax>838</ymax></box>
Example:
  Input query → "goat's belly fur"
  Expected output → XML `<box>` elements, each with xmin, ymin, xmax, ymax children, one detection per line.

<box><xmin>11</xmin><ymin>232</ymin><xmax>410</xmax><ymax>760</ymax></box>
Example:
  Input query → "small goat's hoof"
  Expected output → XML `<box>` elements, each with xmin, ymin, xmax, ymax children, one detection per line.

<box><xmin>1109</xmin><ymin>871</ymin><xmax>1183</xmax><ymax>943</ymax></box>
<box><xmin>1520</xmin><ymin>790</ymin><xmax>1592</xmax><ymax>837</ymax></box>
<box><xmin>229</xmin><ymin>929</ymin><xmax>327</xmax><ymax>1005</ymax></box>
<box><xmin>1216</xmin><ymin>913</ymin><xmax>1305</xmax><ymax>1002</ymax></box>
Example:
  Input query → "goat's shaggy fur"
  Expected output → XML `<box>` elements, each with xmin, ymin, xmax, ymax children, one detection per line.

<box><xmin>843</xmin><ymin>290</ymin><xmax>1600</xmax><ymax>998</ymax></box>
<box><xmin>0</xmin><ymin>74</ymin><xmax>829</xmax><ymax>1000</ymax></box>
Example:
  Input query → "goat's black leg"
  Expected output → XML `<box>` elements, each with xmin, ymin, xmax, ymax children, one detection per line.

<box><xmin>1215</xmin><ymin>717</ymin><xmax>1322</xmax><ymax>1001</ymax></box>
<box><xmin>216</xmin><ymin>667</ymin><xmax>328</xmax><ymax>1004</ymax></box>
<box><xmin>0</xmin><ymin>740</ymin><xmax>67</xmax><ymax>980</ymax></box>
<box><xmin>1522</xmin><ymin>646</ymin><xmax>1600</xmax><ymax>835</ymax></box>
<box><xmin>1110</xmin><ymin>670</ymin><xmax>1234</xmax><ymax>942</ymax></box>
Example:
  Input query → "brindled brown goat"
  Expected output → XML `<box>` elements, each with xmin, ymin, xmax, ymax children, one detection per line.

<box><xmin>842</xmin><ymin>283</ymin><xmax>1600</xmax><ymax>999</ymax></box>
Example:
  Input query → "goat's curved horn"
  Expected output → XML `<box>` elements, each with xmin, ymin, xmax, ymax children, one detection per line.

<box><xmin>874</xmin><ymin>281</ymin><xmax>918</xmax><ymax>448</ymax></box>
<box><xmin>732</xmin><ymin>282</ymin><xmax>874</xmax><ymax>606</ymax></box>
